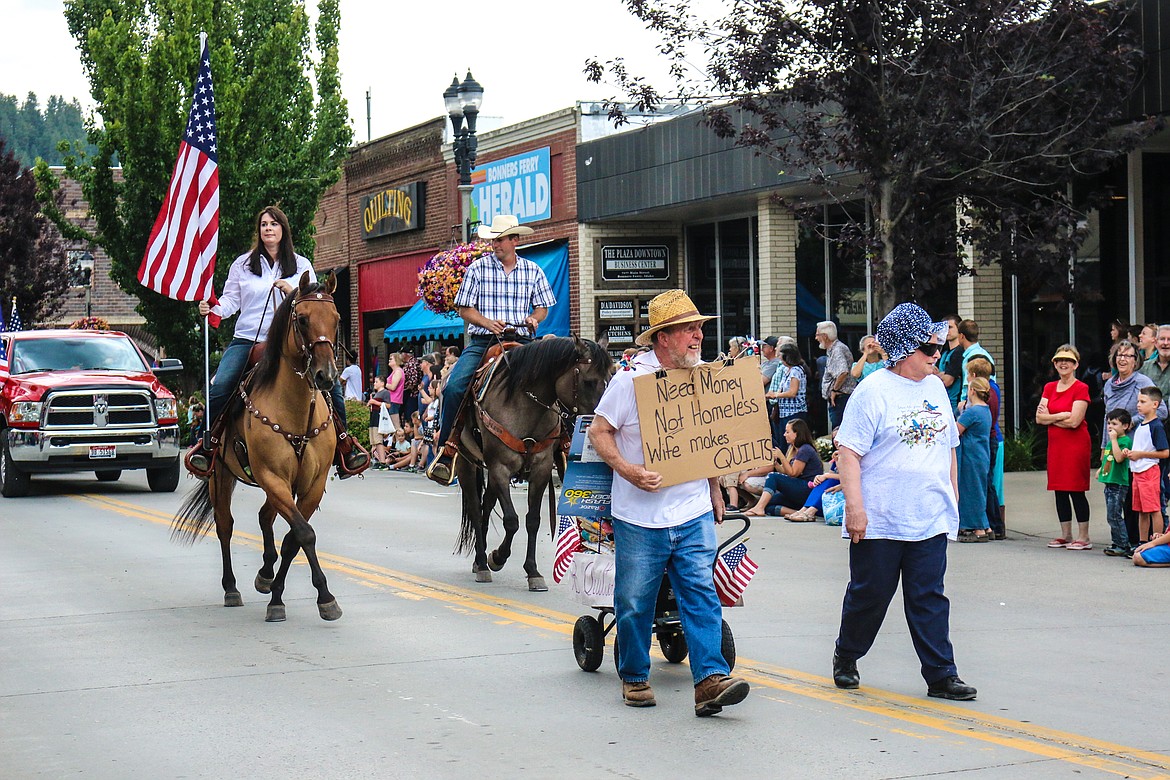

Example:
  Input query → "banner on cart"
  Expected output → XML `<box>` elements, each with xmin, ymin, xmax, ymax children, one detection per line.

<box><xmin>633</xmin><ymin>356</ymin><xmax>773</xmax><ymax>488</ymax></box>
<box><xmin>568</xmin><ymin>552</ymin><xmax>616</xmax><ymax>608</ymax></box>
<box><xmin>559</xmin><ymin>416</ymin><xmax>613</xmax><ymax>518</ymax></box>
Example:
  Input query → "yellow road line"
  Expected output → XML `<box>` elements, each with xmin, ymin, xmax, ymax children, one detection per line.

<box><xmin>76</xmin><ymin>492</ymin><xmax>1170</xmax><ymax>777</ymax></box>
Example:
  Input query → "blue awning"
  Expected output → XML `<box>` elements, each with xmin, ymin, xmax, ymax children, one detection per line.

<box><xmin>383</xmin><ymin>301</ymin><xmax>464</xmax><ymax>342</ymax></box>
<box><xmin>384</xmin><ymin>240</ymin><xmax>571</xmax><ymax>343</ymax></box>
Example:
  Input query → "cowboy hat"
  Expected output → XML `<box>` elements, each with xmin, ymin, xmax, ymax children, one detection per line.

<box><xmin>635</xmin><ymin>290</ymin><xmax>717</xmax><ymax>346</ymax></box>
<box><xmin>477</xmin><ymin>214</ymin><xmax>535</xmax><ymax>240</ymax></box>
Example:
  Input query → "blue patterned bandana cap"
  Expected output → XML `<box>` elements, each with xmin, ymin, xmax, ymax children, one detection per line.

<box><xmin>876</xmin><ymin>303</ymin><xmax>949</xmax><ymax>365</ymax></box>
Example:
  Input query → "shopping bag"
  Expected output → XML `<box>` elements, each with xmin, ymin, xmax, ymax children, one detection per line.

<box><xmin>822</xmin><ymin>488</ymin><xmax>845</xmax><ymax>526</ymax></box>
<box><xmin>378</xmin><ymin>403</ymin><xmax>396</xmax><ymax>435</ymax></box>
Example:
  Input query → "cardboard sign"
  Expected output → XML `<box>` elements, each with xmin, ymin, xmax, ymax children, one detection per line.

<box><xmin>633</xmin><ymin>356</ymin><xmax>773</xmax><ymax>487</ymax></box>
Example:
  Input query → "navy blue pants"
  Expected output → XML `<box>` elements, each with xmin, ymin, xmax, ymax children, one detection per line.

<box><xmin>834</xmin><ymin>533</ymin><xmax>958</xmax><ymax>684</ymax></box>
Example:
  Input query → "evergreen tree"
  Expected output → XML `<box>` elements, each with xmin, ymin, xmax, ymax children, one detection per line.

<box><xmin>0</xmin><ymin>92</ymin><xmax>91</xmax><ymax>166</ymax></box>
<box><xmin>34</xmin><ymin>0</ymin><xmax>351</xmax><ymax>371</ymax></box>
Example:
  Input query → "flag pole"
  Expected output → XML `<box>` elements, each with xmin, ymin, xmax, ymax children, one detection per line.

<box><xmin>202</xmin><ymin>314</ymin><xmax>211</xmax><ymax>448</ymax></box>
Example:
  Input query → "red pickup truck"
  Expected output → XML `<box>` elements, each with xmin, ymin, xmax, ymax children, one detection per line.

<box><xmin>0</xmin><ymin>329</ymin><xmax>183</xmax><ymax>497</ymax></box>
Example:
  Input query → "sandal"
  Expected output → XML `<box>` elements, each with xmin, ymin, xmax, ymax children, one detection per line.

<box><xmin>1047</xmin><ymin>538</ymin><xmax>1070</xmax><ymax>548</ymax></box>
<box><xmin>1067</xmin><ymin>540</ymin><xmax>1093</xmax><ymax>550</ymax></box>
<box><xmin>787</xmin><ymin>509</ymin><xmax>817</xmax><ymax>522</ymax></box>
<box><xmin>959</xmin><ymin>532</ymin><xmax>990</xmax><ymax>543</ymax></box>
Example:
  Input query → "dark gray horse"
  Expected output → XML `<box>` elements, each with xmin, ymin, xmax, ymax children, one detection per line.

<box><xmin>455</xmin><ymin>336</ymin><xmax>612</xmax><ymax>591</ymax></box>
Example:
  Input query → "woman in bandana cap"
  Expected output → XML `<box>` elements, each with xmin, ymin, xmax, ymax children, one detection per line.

<box><xmin>830</xmin><ymin>303</ymin><xmax>977</xmax><ymax>702</ymax></box>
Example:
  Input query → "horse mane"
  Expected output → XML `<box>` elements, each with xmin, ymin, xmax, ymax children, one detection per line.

<box><xmin>501</xmin><ymin>337</ymin><xmax>590</xmax><ymax>400</ymax></box>
<box><xmin>249</xmin><ymin>280</ymin><xmax>327</xmax><ymax>393</ymax></box>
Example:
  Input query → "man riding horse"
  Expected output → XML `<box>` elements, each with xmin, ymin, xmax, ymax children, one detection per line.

<box><xmin>426</xmin><ymin>214</ymin><xmax>557</xmax><ymax>486</ymax></box>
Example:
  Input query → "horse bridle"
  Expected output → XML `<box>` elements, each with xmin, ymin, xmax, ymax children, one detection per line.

<box><xmin>288</xmin><ymin>290</ymin><xmax>338</xmax><ymax>383</ymax></box>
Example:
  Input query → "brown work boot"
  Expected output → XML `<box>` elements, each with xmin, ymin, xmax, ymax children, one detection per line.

<box><xmin>694</xmin><ymin>674</ymin><xmax>750</xmax><ymax>717</ymax></box>
<box><xmin>621</xmin><ymin>681</ymin><xmax>656</xmax><ymax>708</ymax></box>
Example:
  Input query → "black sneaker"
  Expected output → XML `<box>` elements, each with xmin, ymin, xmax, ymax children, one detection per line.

<box><xmin>1103</xmin><ymin>545</ymin><xmax>1128</xmax><ymax>557</ymax></box>
<box><xmin>832</xmin><ymin>653</ymin><xmax>860</xmax><ymax>689</ymax></box>
<box><xmin>927</xmin><ymin>675</ymin><xmax>977</xmax><ymax>701</ymax></box>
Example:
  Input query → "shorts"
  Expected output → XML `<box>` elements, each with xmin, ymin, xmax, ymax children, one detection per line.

<box><xmin>1131</xmin><ymin>467</ymin><xmax>1162</xmax><ymax>512</ymax></box>
<box><xmin>1138</xmin><ymin>544</ymin><xmax>1170</xmax><ymax>565</ymax></box>
<box><xmin>369</xmin><ymin>427</ymin><xmax>385</xmax><ymax>446</ymax></box>
<box><xmin>387</xmin><ymin>402</ymin><xmax>402</xmax><ymax>415</ymax></box>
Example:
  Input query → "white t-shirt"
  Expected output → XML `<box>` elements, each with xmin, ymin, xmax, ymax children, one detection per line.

<box><xmin>340</xmin><ymin>364</ymin><xmax>363</xmax><ymax>401</ymax></box>
<box><xmin>594</xmin><ymin>351</ymin><xmax>713</xmax><ymax>528</ymax></box>
<box><xmin>835</xmin><ymin>367</ymin><xmax>960</xmax><ymax>541</ymax></box>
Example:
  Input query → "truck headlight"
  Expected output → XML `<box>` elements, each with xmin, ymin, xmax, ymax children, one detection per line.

<box><xmin>9</xmin><ymin>401</ymin><xmax>43</xmax><ymax>424</ymax></box>
<box><xmin>154</xmin><ymin>399</ymin><xmax>178</xmax><ymax>422</ymax></box>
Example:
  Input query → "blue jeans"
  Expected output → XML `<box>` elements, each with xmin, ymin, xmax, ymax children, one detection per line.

<box><xmin>208</xmin><ymin>338</ymin><xmax>347</xmax><ymax>428</ymax></box>
<box><xmin>763</xmin><ymin>472</ymin><xmax>812</xmax><ymax>512</ymax></box>
<box><xmin>437</xmin><ymin>334</ymin><xmax>530</xmax><ymax>446</ymax></box>
<box><xmin>613</xmin><ymin>512</ymin><xmax>728</xmax><ymax>685</ymax></box>
<box><xmin>835</xmin><ymin>533</ymin><xmax>958</xmax><ymax>684</ymax></box>
<box><xmin>1103</xmin><ymin>484</ymin><xmax>1129</xmax><ymax>550</ymax></box>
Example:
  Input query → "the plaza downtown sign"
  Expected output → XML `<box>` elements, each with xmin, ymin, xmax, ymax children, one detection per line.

<box><xmin>360</xmin><ymin>181</ymin><xmax>425</xmax><ymax>239</ymax></box>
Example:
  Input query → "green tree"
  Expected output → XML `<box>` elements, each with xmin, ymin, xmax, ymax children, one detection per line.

<box><xmin>0</xmin><ymin>92</ymin><xmax>91</xmax><ymax>166</ymax></box>
<box><xmin>0</xmin><ymin>137</ymin><xmax>72</xmax><ymax>324</ymax></box>
<box><xmin>34</xmin><ymin>0</ymin><xmax>351</xmax><ymax>371</ymax></box>
<box><xmin>587</xmin><ymin>0</ymin><xmax>1154</xmax><ymax>314</ymax></box>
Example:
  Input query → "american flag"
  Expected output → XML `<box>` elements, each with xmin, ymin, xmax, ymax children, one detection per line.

<box><xmin>713</xmin><ymin>542</ymin><xmax>758</xmax><ymax>607</ymax></box>
<box><xmin>552</xmin><ymin>515</ymin><xmax>584</xmax><ymax>584</ymax></box>
<box><xmin>0</xmin><ymin>297</ymin><xmax>20</xmax><ymax>369</ymax></box>
<box><xmin>0</xmin><ymin>300</ymin><xmax>6</xmax><ymax>363</ymax></box>
<box><xmin>137</xmin><ymin>34</ymin><xmax>219</xmax><ymax>309</ymax></box>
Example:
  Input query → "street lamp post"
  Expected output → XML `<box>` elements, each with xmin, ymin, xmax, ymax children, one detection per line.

<box><xmin>443</xmin><ymin>70</ymin><xmax>484</xmax><ymax>243</ymax></box>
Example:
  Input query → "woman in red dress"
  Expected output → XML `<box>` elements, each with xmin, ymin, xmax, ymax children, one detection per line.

<box><xmin>1035</xmin><ymin>345</ymin><xmax>1093</xmax><ymax>550</ymax></box>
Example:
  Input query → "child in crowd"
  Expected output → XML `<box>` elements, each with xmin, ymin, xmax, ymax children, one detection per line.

<box><xmin>1124</xmin><ymin>386</ymin><xmax>1169</xmax><ymax>544</ymax></box>
<box><xmin>387</xmin><ymin>427</ymin><xmax>416</xmax><ymax>471</ymax></box>
<box><xmin>1099</xmin><ymin>409</ymin><xmax>1134</xmax><ymax>557</ymax></box>
<box><xmin>786</xmin><ymin>436</ymin><xmax>841</xmax><ymax>522</ymax></box>
<box><xmin>957</xmin><ymin>376</ymin><xmax>993</xmax><ymax>541</ymax></box>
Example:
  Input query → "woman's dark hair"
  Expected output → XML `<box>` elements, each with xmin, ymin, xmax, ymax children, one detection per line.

<box><xmin>780</xmin><ymin>343</ymin><xmax>808</xmax><ymax>374</ymax></box>
<box><xmin>786</xmin><ymin>418</ymin><xmax>815</xmax><ymax>450</ymax></box>
<box><xmin>247</xmin><ymin>205</ymin><xmax>297</xmax><ymax>278</ymax></box>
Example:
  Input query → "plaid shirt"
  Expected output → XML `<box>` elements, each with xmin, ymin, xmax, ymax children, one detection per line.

<box><xmin>454</xmin><ymin>253</ymin><xmax>556</xmax><ymax>336</ymax></box>
<box><xmin>770</xmin><ymin>364</ymin><xmax>808</xmax><ymax>416</ymax></box>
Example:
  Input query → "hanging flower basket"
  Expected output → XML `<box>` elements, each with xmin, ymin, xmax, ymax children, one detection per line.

<box><xmin>70</xmin><ymin>316</ymin><xmax>109</xmax><ymax>331</ymax></box>
<box><xmin>416</xmin><ymin>241</ymin><xmax>491</xmax><ymax>314</ymax></box>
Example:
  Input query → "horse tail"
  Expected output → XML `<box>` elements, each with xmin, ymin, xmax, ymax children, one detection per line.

<box><xmin>171</xmin><ymin>478</ymin><xmax>217</xmax><ymax>546</ymax></box>
<box><xmin>454</xmin><ymin>466</ymin><xmax>484</xmax><ymax>555</ymax></box>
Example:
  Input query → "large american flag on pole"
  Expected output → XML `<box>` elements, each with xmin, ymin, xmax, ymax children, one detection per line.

<box><xmin>552</xmin><ymin>515</ymin><xmax>585</xmax><ymax>584</ymax></box>
<box><xmin>713</xmin><ymin>541</ymin><xmax>758</xmax><ymax>607</ymax></box>
<box><xmin>137</xmin><ymin>34</ymin><xmax>219</xmax><ymax>305</ymax></box>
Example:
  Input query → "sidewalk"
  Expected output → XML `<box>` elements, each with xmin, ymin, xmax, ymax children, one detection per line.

<box><xmin>1002</xmin><ymin>469</ymin><xmax>1117</xmax><ymax>546</ymax></box>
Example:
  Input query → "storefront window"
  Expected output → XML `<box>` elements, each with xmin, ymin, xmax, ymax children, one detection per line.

<box><xmin>684</xmin><ymin>217</ymin><xmax>758</xmax><ymax>357</ymax></box>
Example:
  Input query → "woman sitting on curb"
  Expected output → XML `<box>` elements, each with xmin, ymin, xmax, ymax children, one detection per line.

<box><xmin>743</xmin><ymin>418</ymin><xmax>823</xmax><ymax>517</ymax></box>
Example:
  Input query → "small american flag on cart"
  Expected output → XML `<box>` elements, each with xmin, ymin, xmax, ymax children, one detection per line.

<box><xmin>552</xmin><ymin>515</ymin><xmax>585</xmax><ymax>584</ymax></box>
<box><xmin>714</xmin><ymin>541</ymin><xmax>758</xmax><ymax>607</ymax></box>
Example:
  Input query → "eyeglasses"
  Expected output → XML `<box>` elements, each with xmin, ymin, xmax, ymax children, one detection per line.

<box><xmin>1116</xmin><ymin>353</ymin><xmax>1137</xmax><ymax>360</ymax></box>
<box><xmin>917</xmin><ymin>342</ymin><xmax>941</xmax><ymax>356</ymax></box>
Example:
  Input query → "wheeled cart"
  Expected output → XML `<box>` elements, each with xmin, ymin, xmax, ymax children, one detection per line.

<box><xmin>570</xmin><ymin>514</ymin><xmax>750</xmax><ymax>673</ymax></box>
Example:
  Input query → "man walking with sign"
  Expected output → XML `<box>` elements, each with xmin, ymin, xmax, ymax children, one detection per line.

<box><xmin>831</xmin><ymin>303</ymin><xmax>977</xmax><ymax>701</ymax></box>
<box><xmin>588</xmin><ymin>289</ymin><xmax>750</xmax><ymax>717</ymax></box>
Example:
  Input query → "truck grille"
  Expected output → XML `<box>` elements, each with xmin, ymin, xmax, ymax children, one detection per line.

<box><xmin>44</xmin><ymin>391</ymin><xmax>155</xmax><ymax>429</ymax></box>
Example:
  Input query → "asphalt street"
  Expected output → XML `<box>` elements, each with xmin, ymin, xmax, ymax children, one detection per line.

<box><xmin>1</xmin><ymin>467</ymin><xmax>1167</xmax><ymax>779</ymax></box>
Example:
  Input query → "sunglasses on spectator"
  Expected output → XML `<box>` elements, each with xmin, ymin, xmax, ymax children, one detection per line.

<box><xmin>917</xmin><ymin>342</ymin><xmax>942</xmax><ymax>356</ymax></box>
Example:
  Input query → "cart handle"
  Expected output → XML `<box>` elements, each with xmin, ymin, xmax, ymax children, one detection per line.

<box><xmin>716</xmin><ymin>512</ymin><xmax>751</xmax><ymax>554</ymax></box>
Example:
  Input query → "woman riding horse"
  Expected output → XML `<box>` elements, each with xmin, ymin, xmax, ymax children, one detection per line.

<box><xmin>172</xmin><ymin>272</ymin><xmax>347</xmax><ymax>622</ymax></box>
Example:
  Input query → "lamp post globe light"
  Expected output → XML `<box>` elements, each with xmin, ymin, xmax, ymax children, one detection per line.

<box><xmin>444</xmin><ymin>70</ymin><xmax>483</xmax><ymax>243</ymax></box>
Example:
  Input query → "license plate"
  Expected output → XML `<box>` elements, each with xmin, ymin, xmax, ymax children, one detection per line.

<box><xmin>89</xmin><ymin>445</ymin><xmax>117</xmax><ymax>459</ymax></box>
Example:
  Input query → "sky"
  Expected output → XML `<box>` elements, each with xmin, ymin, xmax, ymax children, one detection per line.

<box><xmin>4</xmin><ymin>0</ymin><xmax>718</xmax><ymax>142</ymax></box>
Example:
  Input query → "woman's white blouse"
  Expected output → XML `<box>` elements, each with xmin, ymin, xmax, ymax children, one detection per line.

<box><xmin>212</xmin><ymin>252</ymin><xmax>315</xmax><ymax>342</ymax></box>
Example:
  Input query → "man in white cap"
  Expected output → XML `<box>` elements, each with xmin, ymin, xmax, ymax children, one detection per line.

<box><xmin>588</xmin><ymin>289</ymin><xmax>751</xmax><ymax>717</ymax></box>
<box><xmin>426</xmin><ymin>215</ymin><xmax>556</xmax><ymax>485</ymax></box>
<box><xmin>831</xmin><ymin>302</ymin><xmax>977</xmax><ymax>701</ymax></box>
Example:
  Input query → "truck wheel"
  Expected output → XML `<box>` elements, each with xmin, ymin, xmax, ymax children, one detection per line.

<box><xmin>95</xmin><ymin>470</ymin><xmax>122</xmax><ymax>482</ymax></box>
<box><xmin>0</xmin><ymin>437</ymin><xmax>32</xmax><ymax>498</ymax></box>
<box><xmin>147</xmin><ymin>460</ymin><xmax>180</xmax><ymax>493</ymax></box>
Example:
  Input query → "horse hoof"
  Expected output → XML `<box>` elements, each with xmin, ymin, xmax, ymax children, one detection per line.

<box><xmin>224</xmin><ymin>591</ymin><xmax>244</xmax><ymax>607</ymax></box>
<box><xmin>265</xmin><ymin>605</ymin><xmax>286</xmax><ymax>622</ymax></box>
<box><xmin>475</xmin><ymin>569</ymin><xmax>493</xmax><ymax>583</ymax></box>
<box><xmin>318</xmin><ymin>600</ymin><xmax>342</xmax><ymax>621</ymax></box>
<box><xmin>254</xmin><ymin>574</ymin><xmax>274</xmax><ymax>594</ymax></box>
<box><xmin>487</xmin><ymin>551</ymin><xmax>505</xmax><ymax>572</ymax></box>
<box><xmin>528</xmin><ymin>576</ymin><xmax>548</xmax><ymax>592</ymax></box>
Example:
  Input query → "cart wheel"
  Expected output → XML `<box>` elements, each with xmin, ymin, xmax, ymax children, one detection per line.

<box><xmin>613</xmin><ymin>634</ymin><xmax>620</xmax><ymax>673</ymax></box>
<box><xmin>658</xmin><ymin>630</ymin><xmax>688</xmax><ymax>663</ymax></box>
<box><xmin>721</xmin><ymin>619</ymin><xmax>736</xmax><ymax>671</ymax></box>
<box><xmin>573</xmin><ymin>615</ymin><xmax>605</xmax><ymax>672</ymax></box>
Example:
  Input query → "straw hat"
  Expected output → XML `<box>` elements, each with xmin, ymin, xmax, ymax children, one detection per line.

<box><xmin>635</xmin><ymin>290</ymin><xmax>717</xmax><ymax>346</ymax></box>
<box><xmin>477</xmin><ymin>214</ymin><xmax>535</xmax><ymax>240</ymax></box>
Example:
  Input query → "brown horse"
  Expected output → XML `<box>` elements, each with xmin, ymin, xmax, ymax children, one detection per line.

<box><xmin>455</xmin><ymin>336</ymin><xmax>612</xmax><ymax>591</ymax></box>
<box><xmin>172</xmin><ymin>271</ymin><xmax>343</xmax><ymax>622</ymax></box>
